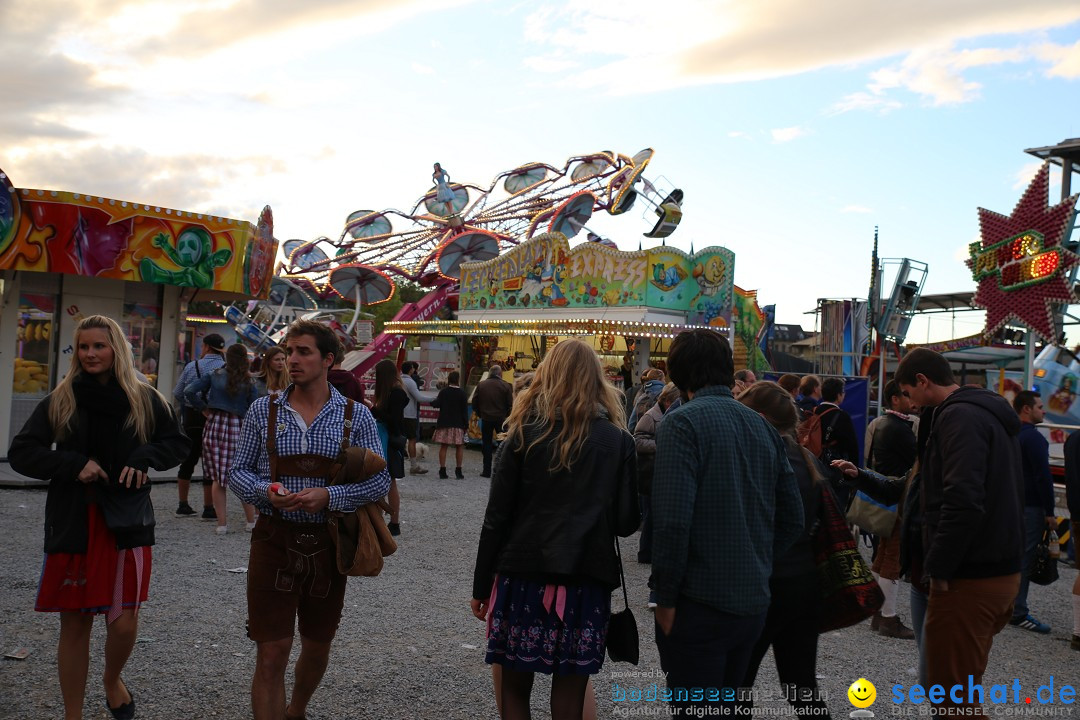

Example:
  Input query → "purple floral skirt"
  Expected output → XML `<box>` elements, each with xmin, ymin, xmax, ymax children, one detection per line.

<box><xmin>484</xmin><ymin>573</ymin><xmax>610</xmax><ymax>675</ymax></box>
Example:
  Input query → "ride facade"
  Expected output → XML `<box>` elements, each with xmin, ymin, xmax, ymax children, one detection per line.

<box><xmin>0</xmin><ymin>165</ymin><xmax>277</xmax><ymax>446</ymax></box>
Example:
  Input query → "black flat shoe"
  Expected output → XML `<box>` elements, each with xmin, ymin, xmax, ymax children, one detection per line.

<box><xmin>106</xmin><ymin>693</ymin><xmax>135</xmax><ymax>720</ymax></box>
<box><xmin>388</xmin><ymin>522</ymin><xmax>400</xmax><ymax>536</ymax></box>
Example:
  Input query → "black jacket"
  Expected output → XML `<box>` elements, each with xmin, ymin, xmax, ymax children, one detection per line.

<box><xmin>432</xmin><ymin>386</ymin><xmax>468</xmax><ymax>429</ymax></box>
<box><xmin>919</xmin><ymin>387</ymin><xmax>1024</xmax><ymax>581</ymax></box>
<box><xmin>815</xmin><ymin>403</ymin><xmax>859</xmax><ymax>464</ymax></box>
<box><xmin>9</xmin><ymin>387</ymin><xmax>190</xmax><ymax>553</ymax></box>
<box><xmin>772</xmin><ymin>440</ymin><xmax>824</xmax><ymax>578</ymax></box>
<box><xmin>850</xmin><ymin>467</ymin><xmax>924</xmax><ymax>586</ymax></box>
<box><xmin>472</xmin><ymin>416</ymin><xmax>639</xmax><ymax>599</ymax></box>
<box><xmin>867</xmin><ymin>412</ymin><xmax>917</xmax><ymax>479</ymax></box>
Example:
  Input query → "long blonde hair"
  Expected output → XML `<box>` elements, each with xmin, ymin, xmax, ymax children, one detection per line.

<box><xmin>505</xmin><ymin>339</ymin><xmax>626</xmax><ymax>471</ymax></box>
<box><xmin>258</xmin><ymin>346</ymin><xmax>289</xmax><ymax>392</ymax></box>
<box><xmin>48</xmin><ymin>315</ymin><xmax>165</xmax><ymax>443</ymax></box>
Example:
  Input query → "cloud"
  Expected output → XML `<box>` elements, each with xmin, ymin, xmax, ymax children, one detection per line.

<box><xmin>411</xmin><ymin>62</ymin><xmax>434</xmax><ymax>75</ymax></box>
<box><xmin>1013</xmin><ymin>161</ymin><xmax>1044</xmax><ymax>190</ymax></box>
<box><xmin>521</xmin><ymin>0</ymin><xmax>1080</xmax><ymax>95</ymax></box>
<box><xmin>771</xmin><ymin>126</ymin><xmax>809</xmax><ymax>143</ymax></box>
<box><xmin>841</xmin><ymin>205</ymin><xmax>874</xmax><ymax>214</ymax></box>
<box><xmin>728</xmin><ymin>131</ymin><xmax>752</xmax><ymax>139</ymax></box>
<box><xmin>522</xmin><ymin>55</ymin><xmax>579</xmax><ymax>73</ymax></box>
<box><xmin>8</xmin><ymin>145</ymin><xmax>286</xmax><ymax>221</ymax></box>
<box><xmin>865</xmin><ymin>46</ymin><xmax>1027</xmax><ymax>105</ymax></box>
<box><xmin>1036</xmin><ymin>39</ymin><xmax>1080</xmax><ymax>78</ymax></box>
<box><xmin>0</xmin><ymin>1</ymin><xmax>128</xmax><ymax>143</ymax></box>
<box><xmin>829</xmin><ymin>92</ymin><xmax>903</xmax><ymax>115</ymax></box>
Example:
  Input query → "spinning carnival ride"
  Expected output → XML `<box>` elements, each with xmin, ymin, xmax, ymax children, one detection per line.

<box><xmin>226</xmin><ymin>149</ymin><xmax>685</xmax><ymax>376</ymax></box>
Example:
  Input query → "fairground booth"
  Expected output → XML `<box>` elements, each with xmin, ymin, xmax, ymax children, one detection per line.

<box><xmin>386</xmin><ymin>232</ymin><xmax>737</xmax><ymax>427</ymax></box>
<box><xmin>0</xmin><ymin>167</ymin><xmax>277</xmax><ymax>447</ymax></box>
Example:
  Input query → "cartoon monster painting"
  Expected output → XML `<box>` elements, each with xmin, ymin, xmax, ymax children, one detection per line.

<box><xmin>690</xmin><ymin>254</ymin><xmax>727</xmax><ymax>306</ymax></box>
<box><xmin>140</xmin><ymin>227</ymin><xmax>232</xmax><ymax>288</ymax></box>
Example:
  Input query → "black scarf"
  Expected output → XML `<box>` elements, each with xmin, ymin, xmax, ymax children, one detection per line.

<box><xmin>73</xmin><ymin>374</ymin><xmax>133</xmax><ymax>480</ymax></box>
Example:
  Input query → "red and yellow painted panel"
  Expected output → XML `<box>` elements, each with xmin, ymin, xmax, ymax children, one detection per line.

<box><xmin>0</xmin><ymin>168</ymin><xmax>276</xmax><ymax>299</ymax></box>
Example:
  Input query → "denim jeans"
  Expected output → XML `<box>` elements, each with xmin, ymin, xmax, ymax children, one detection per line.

<box><xmin>1012</xmin><ymin>505</ymin><xmax>1048</xmax><ymax>620</ymax></box>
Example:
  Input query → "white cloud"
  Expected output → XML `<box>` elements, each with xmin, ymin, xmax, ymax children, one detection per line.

<box><xmin>841</xmin><ymin>205</ymin><xmax>874</xmax><ymax>214</ymax></box>
<box><xmin>522</xmin><ymin>55</ymin><xmax>579</xmax><ymax>73</ymax></box>
<box><xmin>411</xmin><ymin>62</ymin><xmax>434</xmax><ymax>75</ymax></box>
<box><xmin>829</xmin><ymin>92</ymin><xmax>903</xmax><ymax>115</ymax></box>
<box><xmin>771</xmin><ymin>126</ymin><xmax>809</xmax><ymax>143</ymax></box>
<box><xmin>1036</xmin><ymin>39</ymin><xmax>1080</xmax><ymax>78</ymax></box>
<box><xmin>1013</xmin><ymin>161</ymin><xmax>1044</xmax><ymax>190</ymax></box>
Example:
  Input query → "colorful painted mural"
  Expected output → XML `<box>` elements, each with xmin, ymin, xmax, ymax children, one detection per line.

<box><xmin>459</xmin><ymin>232</ymin><xmax>735</xmax><ymax>326</ymax></box>
<box><xmin>0</xmin><ymin>168</ymin><xmax>276</xmax><ymax>299</ymax></box>
<box><xmin>732</xmin><ymin>286</ymin><xmax>770</xmax><ymax>372</ymax></box>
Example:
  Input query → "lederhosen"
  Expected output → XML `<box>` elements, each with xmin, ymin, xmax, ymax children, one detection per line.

<box><xmin>246</xmin><ymin>395</ymin><xmax>355</xmax><ymax>643</ymax></box>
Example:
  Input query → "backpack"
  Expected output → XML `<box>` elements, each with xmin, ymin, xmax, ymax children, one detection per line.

<box><xmin>797</xmin><ymin>406</ymin><xmax>840</xmax><ymax>459</ymax></box>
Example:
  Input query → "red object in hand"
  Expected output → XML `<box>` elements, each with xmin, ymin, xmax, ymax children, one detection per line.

<box><xmin>268</xmin><ymin>482</ymin><xmax>288</xmax><ymax>496</ymax></box>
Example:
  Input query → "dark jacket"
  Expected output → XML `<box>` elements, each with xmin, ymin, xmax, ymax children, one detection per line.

<box><xmin>472</xmin><ymin>376</ymin><xmax>513</xmax><ymax>423</ymax></box>
<box><xmin>867</xmin><ymin>412</ymin><xmax>917</xmax><ymax>478</ymax></box>
<box><xmin>1017</xmin><ymin>423</ymin><xmax>1055</xmax><ymax>516</ymax></box>
<box><xmin>1065</xmin><ymin>430</ymin><xmax>1080</xmax><ymax>518</ymax></box>
<box><xmin>772</xmin><ymin>440</ymin><xmax>824</xmax><ymax>578</ymax></box>
<box><xmin>472</xmin><ymin>416</ymin><xmax>639</xmax><ymax>599</ymax></box>
<box><xmin>327</xmin><ymin>369</ymin><xmax>365</xmax><ymax>403</ymax></box>
<box><xmin>9</xmin><ymin>384</ymin><xmax>190</xmax><ymax>553</ymax></box>
<box><xmin>919</xmin><ymin>387</ymin><xmax>1024</xmax><ymax>581</ymax></box>
<box><xmin>432</xmin><ymin>386</ymin><xmax>468</xmax><ymax>429</ymax></box>
<box><xmin>633</xmin><ymin>402</ymin><xmax>666</xmax><ymax>495</ymax></box>
<box><xmin>814</xmin><ymin>402</ymin><xmax>859</xmax><ymax>464</ymax></box>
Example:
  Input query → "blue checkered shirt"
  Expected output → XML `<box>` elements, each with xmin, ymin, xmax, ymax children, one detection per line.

<box><xmin>229</xmin><ymin>385</ymin><xmax>391</xmax><ymax>523</ymax></box>
<box><xmin>651</xmin><ymin>384</ymin><xmax>804</xmax><ymax>615</ymax></box>
<box><xmin>173</xmin><ymin>354</ymin><xmax>225</xmax><ymax>407</ymax></box>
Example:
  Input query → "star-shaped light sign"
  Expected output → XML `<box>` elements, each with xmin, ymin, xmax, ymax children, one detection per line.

<box><xmin>967</xmin><ymin>162</ymin><xmax>1079</xmax><ymax>343</ymax></box>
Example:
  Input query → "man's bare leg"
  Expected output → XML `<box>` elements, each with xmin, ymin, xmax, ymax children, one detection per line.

<box><xmin>253</xmin><ymin>637</ymin><xmax>293</xmax><ymax>720</ymax></box>
<box><xmin>286</xmin><ymin>636</ymin><xmax>332</xmax><ymax>720</ymax></box>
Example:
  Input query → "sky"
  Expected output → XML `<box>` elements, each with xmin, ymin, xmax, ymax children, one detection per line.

<box><xmin>3</xmin><ymin>0</ymin><xmax>1080</xmax><ymax>343</ymax></box>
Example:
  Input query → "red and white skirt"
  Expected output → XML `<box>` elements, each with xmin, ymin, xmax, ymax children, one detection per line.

<box><xmin>202</xmin><ymin>410</ymin><xmax>243</xmax><ymax>488</ymax></box>
<box><xmin>36</xmin><ymin>503</ymin><xmax>151</xmax><ymax>623</ymax></box>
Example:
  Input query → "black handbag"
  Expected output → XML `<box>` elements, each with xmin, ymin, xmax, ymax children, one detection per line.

<box><xmin>606</xmin><ymin>536</ymin><xmax>639</xmax><ymax>664</ymax></box>
<box><xmin>96</xmin><ymin>486</ymin><xmax>156</xmax><ymax>534</ymax></box>
<box><xmin>1029</xmin><ymin>530</ymin><xmax>1059</xmax><ymax>586</ymax></box>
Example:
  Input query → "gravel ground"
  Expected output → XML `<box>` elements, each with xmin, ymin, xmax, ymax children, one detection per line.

<box><xmin>1</xmin><ymin>447</ymin><xmax>1078</xmax><ymax>719</ymax></box>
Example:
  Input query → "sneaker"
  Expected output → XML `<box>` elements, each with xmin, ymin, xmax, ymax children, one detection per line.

<box><xmin>480</xmin><ymin>471</ymin><xmax>491</xmax><ymax>479</ymax></box>
<box><xmin>175</xmin><ymin>502</ymin><xmax>196</xmax><ymax>518</ymax></box>
<box><xmin>647</xmin><ymin>591</ymin><xmax>658</xmax><ymax>610</ymax></box>
<box><xmin>201</xmin><ymin>506</ymin><xmax>217</xmax><ymax>520</ymax></box>
<box><xmin>245</xmin><ymin>521</ymin><xmax>257</xmax><ymax>532</ymax></box>
<box><xmin>388</xmin><ymin>522</ymin><xmax>401</xmax><ymax>537</ymax></box>
<box><xmin>410</xmin><ymin>466</ymin><xmax>428</xmax><ymax>475</ymax></box>
<box><xmin>438</xmin><ymin>467</ymin><xmax>448</xmax><ymax>479</ymax></box>
<box><xmin>455</xmin><ymin>467</ymin><xmax>465</xmax><ymax>479</ymax></box>
<box><xmin>1010</xmin><ymin>614</ymin><xmax>1051</xmax><ymax>634</ymax></box>
<box><xmin>215</xmin><ymin>526</ymin><xmax>227</xmax><ymax>535</ymax></box>
<box><xmin>878</xmin><ymin>615</ymin><xmax>915</xmax><ymax>639</ymax></box>
<box><xmin>1071</xmin><ymin>635</ymin><xmax>1080</xmax><ymax>651</ymax></box>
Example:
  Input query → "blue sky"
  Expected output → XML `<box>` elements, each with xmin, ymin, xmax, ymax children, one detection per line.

<box><xmin>3</xmin><ymin>0</ymin><xmax>1079</xmax><ymax>341</ymax></box>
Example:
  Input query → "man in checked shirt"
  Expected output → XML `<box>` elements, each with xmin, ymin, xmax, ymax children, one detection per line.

<box><xmin>230</xmin><ymin>320</ymin><xmax>390</xmax><ymax>720</ymax></box>
<box><xmin>651</xmin><ymin>329</ymin><xmax>804</xmax><ymax>716</ymax></box>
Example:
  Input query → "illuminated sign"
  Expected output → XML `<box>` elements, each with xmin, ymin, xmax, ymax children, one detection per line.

<box><xmin>968</xmin><ymin>230</ymin><xmax>1061</xmax><ymax>291</ymax></box>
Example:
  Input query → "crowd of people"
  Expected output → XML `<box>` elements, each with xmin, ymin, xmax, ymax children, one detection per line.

<box><xmin>8</xmin><ymin>318</ymin><xmax>1080</xmax><ymax>719</ymax></box>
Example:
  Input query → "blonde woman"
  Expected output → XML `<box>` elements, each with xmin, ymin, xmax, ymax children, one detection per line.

<box><xmin>254</xmin><ymin>345</ymin><xmax>288</xmax><ymax>395</ymax></box>
<box><xmin>471</xmin><ymin>339</ymin><xmax>638</xmax><ymax>719</ymax></box>
<box><xmin>9</xmin><ymin>315</ymin><xmax>189</xmax><ymax>720</ymax></box>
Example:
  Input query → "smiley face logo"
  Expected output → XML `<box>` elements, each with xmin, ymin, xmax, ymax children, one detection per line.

<box><xmin>848</xmin><ymin>678</ymin><xmax>876</xmax><ymax>708</ymax></box>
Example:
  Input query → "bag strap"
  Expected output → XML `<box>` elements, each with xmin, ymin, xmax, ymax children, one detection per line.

<box><xmin>615</xmin><ymin>536</ymin><xmax>630</xmax><ymax>612</ymax></box>
<box><xmin>267</xmin><ymin>392</ymin><xmax>279</xmax><ymax>484</ymax></box>
<box><xmin>341</xmin><ymin>399</ymin><xmax>354</xmax><ymax>454</ymax></box>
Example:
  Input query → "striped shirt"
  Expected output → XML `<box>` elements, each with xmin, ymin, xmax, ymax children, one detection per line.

<box><xmin>229</xmin><ymin>385</ymin><xmax>391</xmax><ymax>523</ymax></box>
<box><xmin>651</xmin><ymin>384</ymin><xmax>804</xmax><ymax>615</ymax></box>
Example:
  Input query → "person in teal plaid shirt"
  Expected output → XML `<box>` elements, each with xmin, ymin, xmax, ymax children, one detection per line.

<box><xmin>651</xmin><ymin>329</ymin><xmax>804</xmax><ymax>715</ymax></box>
